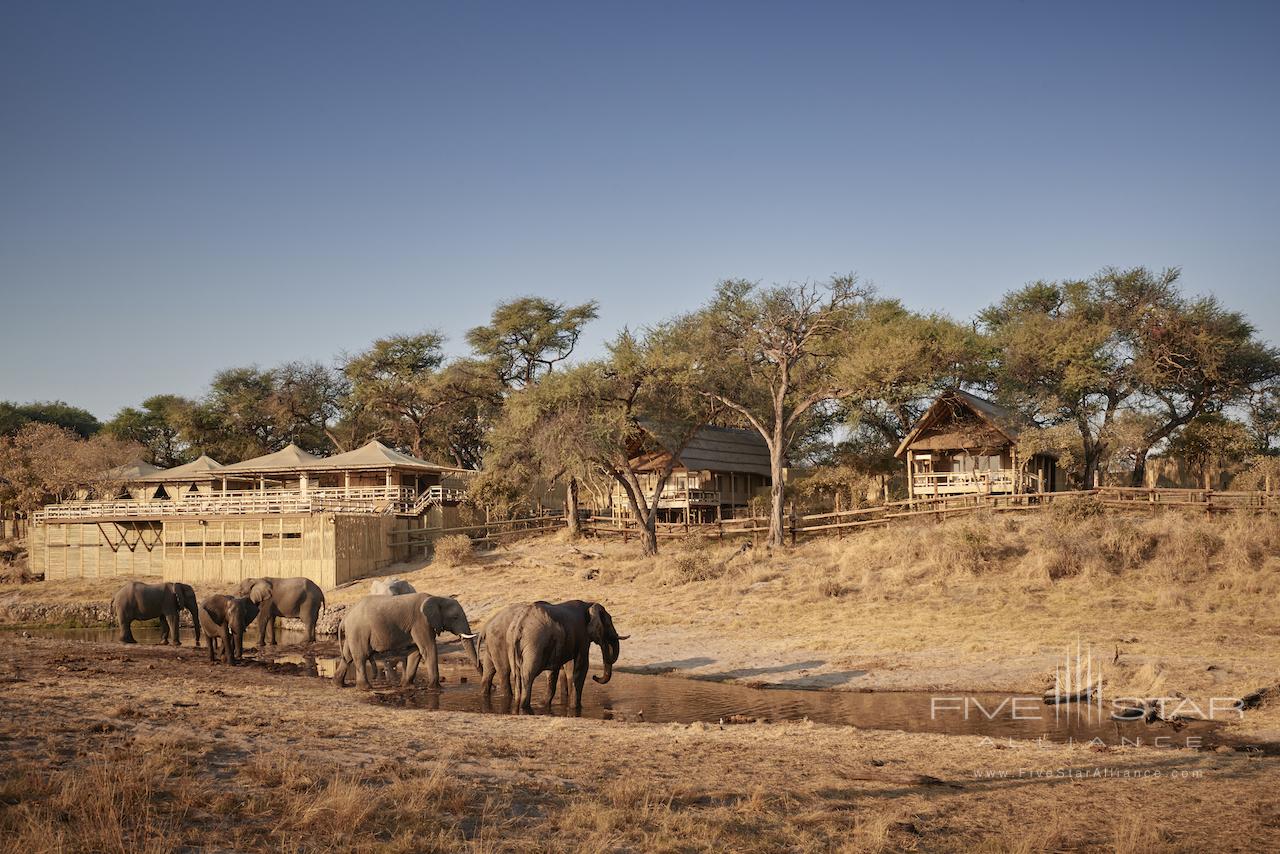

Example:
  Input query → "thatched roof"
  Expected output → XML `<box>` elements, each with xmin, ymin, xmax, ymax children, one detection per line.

<box><xmin>895</xmin><ymin>390</ymin><xmax>1030</xmax><ymax>458</ymax></box>
<box><xmin>633</xmin><ymin>425</ymin><xmax>772</xmax><ymax>477</ymax></box>
<box><xmin>301</xmin><ymin>440</ymin><xmax>465</xmax><ymax>474</ymax></box>
<box><xmin>133</xmin><ymin>454</ymin><xmax>223</xmax><ymax>483</ymax></box>
<box><xmin>214</xmin><ymin>444</ymin><xmax>322</xmax><ymax>474</ymax></box>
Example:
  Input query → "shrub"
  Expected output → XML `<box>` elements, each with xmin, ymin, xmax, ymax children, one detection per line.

<box><xmin>432</xmin><ymin>534</ymin><xmax>474</xmax><ymax>567</ymax></box>
<box><xmin>658</xmin><ymin>547</ymin><xmax>732</xmax><ymax>585</ymax></box>
<box><xmin>940</xmin><ymin>522</ymin><xmax>993</xmax><ymax>574</ymax></box>
<box><xmin>1050</xmin><ymin>494</ymin><xmax>1104</xmax><ymax>523</ymax></box>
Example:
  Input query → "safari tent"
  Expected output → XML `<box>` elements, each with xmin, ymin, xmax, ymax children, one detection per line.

<box><xmin>896</xmin><ymin>389</ymin><xmax>1057</xmax><ymax>498</ymax></box>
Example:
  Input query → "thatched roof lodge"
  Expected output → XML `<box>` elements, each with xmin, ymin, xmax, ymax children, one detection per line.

<box><xmin>896</xmin><ymin>390</ymin><xmax>1058</xmax><ymax>497</ymax></box>
<box><xmin>615</xmin><ymin>425</ymin><xmax>772</xmax><ymax>522</ymax></box>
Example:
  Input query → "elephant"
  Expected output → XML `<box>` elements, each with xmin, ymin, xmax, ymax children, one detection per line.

<box><xmin>198</xmin><ymin>594</ymin><xmax>259</xmax><ymax>664</ymax></box>
<box><xmin>504</xmin><ymin>600</ymin><xmax>628</xmax><ymax>713</ymax></box>
<box><xmin>111</xmin><ymin>581</ymin><xmax>201</xmax><ymax>646</ymax></box>
<box><xmin>478</xmin><ymin>603</ymin><xmax>533</xmax><ymax>698</ymax></box>
<box><xmin>334</xmin><ymin>592</ymin><xmax>480</xmax><ymax>690</ymax></box>
<box><xmin>370</xmin><ymin>578</ymin><xmax>416</xmax><ymax>596</ymax></box>
<box><xmin>236</xmin><ymin>576</ymin><xmax>325</xmax><ymax>645</ymax></box>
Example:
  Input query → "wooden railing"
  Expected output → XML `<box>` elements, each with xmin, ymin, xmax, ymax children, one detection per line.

<box><xmin>910</xmin><ymin>469</ymin><xmax>1030</xmax><ymax>495</ymax></box>
<box><xmin>31</xmin><ymin>484</ymin><xmax>440</xmax><ymax>521</ymax></box>
<box><xmin>611</xmin><ymin>487</ymin><xmax>723</xmax><ymax>510</ymax></box>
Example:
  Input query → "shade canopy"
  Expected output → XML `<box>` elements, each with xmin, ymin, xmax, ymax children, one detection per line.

<box><xmin>213</xmin><ymin>444</ymin><xmax>323</xmax><ymax>475</ymax></box>
<box><xmin>133</xmin><ymin>454</ymin><xmax>224</xmax><ymax>482</ymax></box>
<box><xmin>104</xmin><ymin>460</ymin><xmax>168</xmax><ymax>482</ymax></box>
<box><xmin>301</xmin><ymin>440</ymin><xmax>465</xmax><ymax>474</ymax></box>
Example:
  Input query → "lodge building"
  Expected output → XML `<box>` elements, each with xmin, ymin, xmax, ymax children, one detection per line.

<box><xmin>896</xmin><ymin>389</ymin><xmax>1058</xmax><ymax>498</ymax></box>
<box><xmin>29</xmin><ymin>440</ymin><xmax>470</xmax><ymax>588</ymax></box>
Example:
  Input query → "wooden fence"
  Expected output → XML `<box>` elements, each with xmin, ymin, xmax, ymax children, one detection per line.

<box><xmin>378</xmin><ymin>486</ymin><xmax>1280</xmax><ymax>552</ymax></box>
<box><xmin>581</xmin><ymin>487</ymin><xmax>1280</xmax><ymax>544</ymax></box>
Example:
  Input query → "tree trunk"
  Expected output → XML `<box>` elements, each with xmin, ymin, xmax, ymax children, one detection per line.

<box><xmin>639</xmin><ymin>514</ymin><xmax>658</xmax><ymax>556</ymax></box>
<box><xmin>1081</xmin><ymin>441</ymin><xmax>1104</xmax><ymax>489</ymax></box>
<box><xmin>1130</xmin><ymin>447</ymin><xmax>1151</xmax><ymax>487</ymax></box>
<box><xmin>565</xmin><ymin>476</ymin><xmax>581</xmax><ymax>537</ymax></box>
<box><xmin>768</xmin><ymin>443</ymin><xmax>787</xmax><ymax>547</ymax></box>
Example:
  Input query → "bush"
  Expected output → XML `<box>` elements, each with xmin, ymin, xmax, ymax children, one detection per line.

<box><xmin>940</xmin><ymin>522</ymin><xmax>994</xmax><ymax>574</ymax></box>
<box><xmin>658</xmin><ymin>546</ymin><xmax>732</xmax><ymax>585</ymax></box>
<box><xmin>432</xmin><ymin>534</ymin><xmax>474</xmax><ymax>567</ymax></box>
<box><xmin>1050</xmin><ymin>495</ymin><xmax>1104</xmax><ymax>523</ymax></box>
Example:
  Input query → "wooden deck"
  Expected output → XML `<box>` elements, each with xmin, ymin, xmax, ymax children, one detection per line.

<box><xmin>30</xmin><ymin>484</ymin><xmax>469</xmax><ymax>522</ymax></box>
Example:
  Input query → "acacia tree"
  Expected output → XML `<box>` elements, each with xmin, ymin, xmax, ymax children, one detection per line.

<box><xmin>490</xmin><ymin>329</ymin><xmax>712</xmax><ymax>555</ymax></box>
<box><xmin>106</xmin><ymin>394</ymin><xmax>196</xmax><ymax>467</ymax></box>
<box><xmin>1127</xmin><ymin>293</ymin><xmax>1279</xmax><ymax>484</ymax></box>
<box><xmin>465</xmin><ymin>296</ymin><xmax>600</xmax><ymax>514</ymax></box>
<box><xmin>982</xmin><ymin>267</ymin><xmax>1279</xmax><ymax>488</ymax></box>
<box><xmin>677</xmin><ymin>276</ymin><xmax>871</xmax><ymax>546</ymax></box>
<box><xmin>466</xmin><ymin>297</ymin><xmax>599</xmax><ymax>389</ymax></box>
<box><xmin>980</xmin><ymin>270</ymin><xmax>1166</xmax><ymax>488</ymax></box>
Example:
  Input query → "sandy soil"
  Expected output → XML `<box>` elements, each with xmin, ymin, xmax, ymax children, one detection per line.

<box><xmin>2</xmin><ymin>635</ymin><xmax>1277</xmax><ymax>852</ymax></box>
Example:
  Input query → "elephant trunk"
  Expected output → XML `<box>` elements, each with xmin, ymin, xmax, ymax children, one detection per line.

<box><xmin>592</xmin><ymin>639</ymin><xmax>619</xmax><ymax>684</ymax></box>
<box><xmin>462</xmin><ymin>635</ymin><xmax>482</xmax><ymax>674</ymax></box>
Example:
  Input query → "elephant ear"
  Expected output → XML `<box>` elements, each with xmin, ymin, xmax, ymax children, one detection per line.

<box><xmin>587</xmin><ymin>603</ymin><xmax>607</xmax><ymax>645</ymax></box>
<box><xmin>248</xmin><ymin>580</ymin><xmax>272</xmax><ymax>605</ymax></box>
<box><xmin>421</xmin><ymin>597</ymin><xmax>445</xmax><ymax>633</ymax></box>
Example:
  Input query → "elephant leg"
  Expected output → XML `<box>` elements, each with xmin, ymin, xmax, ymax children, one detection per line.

<box><xmin>168</xmin><ymin>611</ymin><xmax>181</xmax><ymax>646</ymax></box>
<box><xmin>572</xmin><ymin>655</ymin><xmax>590</xmax><ymax>710</ymax></box>
<box><xmin>480</xmin><ymin>655</ymin><xmax>496</xmax><ymax>696</ymax></box>
<box><xmin>333</xmin><ymin>653</ymin><xmax>350</xmax><ymax>688</ymax></box>
<box><xmin>402</xmin><ymin>650</ymin><xmax>421</xmax><ymax>687</ymax></box>
<box><xmin>546</xmin><ymin>667</ymin><xmax>561</xmax><ymax>706</ymax></box>
<box><xmin>353</xmin><ymin>651</ymin><xmax>373</xmax><ymax>690</ymax></box>
<box><xmin>256</xmin><ymin>611</ymin><xmax>269</xmax><ymax>649</ymax></box>
<box><xmin>120</xmin><ymin>618</ymin><xmax>136</xmax><ymax>644</ymax></box>
<box><xmin>305</xmin><ymin>606</ymin><xmax>318</xmax><ymax>644</ymax></box>
<box><xmin>518</xmin><ymin>662</ymin><xmax>541</xmax><ymax>713</ymax></box>
<box><xmin>268</xmin><ymin>611</ymin><xmax>278</xmax><ymax>646</ymax></box>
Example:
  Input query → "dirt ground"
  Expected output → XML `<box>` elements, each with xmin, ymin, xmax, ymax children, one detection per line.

<box><xmin>4</xmin><ymin>510</ymin><xmax>1280</xmax><ymax>849</ymax></box>
<box><xmin>1</xmin><ymin>635</ymin><xmax>1277</xmax><ymax>853</ymax></box>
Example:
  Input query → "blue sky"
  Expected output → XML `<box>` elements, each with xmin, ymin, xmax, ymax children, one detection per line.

<box><xmin>2</xmin><ymin>1</ymin><xmax>1278</xmax><ymax>419</ymax></box>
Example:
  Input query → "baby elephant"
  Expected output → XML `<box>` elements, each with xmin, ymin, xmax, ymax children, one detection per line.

<box><xmin>370</xmin><ymin>577</ymin><xmax>416</xmax><ymax>596</ymax></box>
<box><xmin>199</xmin><ymin>594</ymin><xmax>259</xmax><ymax>664</ymax></box>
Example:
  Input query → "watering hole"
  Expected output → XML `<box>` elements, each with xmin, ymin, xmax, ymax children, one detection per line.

<box><xmin>20</xmin><ymin>625</ymin><xmax>1264</xmax><ymax>752</ymax></box>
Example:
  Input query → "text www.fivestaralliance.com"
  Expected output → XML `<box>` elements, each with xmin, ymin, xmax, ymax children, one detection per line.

<box><xmin>973</xmin><ymin>768</ymin><xmax>1206</xmax><ymax>780</ymax></box>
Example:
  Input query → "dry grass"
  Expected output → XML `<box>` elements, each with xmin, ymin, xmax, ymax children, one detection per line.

<box><xmin>344</xmin><ymin>507</ymin><xmax>1280</xmax><ymax>734</ymax></box>
<box><xmin>2</xmin><ymin>636</ymin><xmax>1278</xmax><ymax>852</ymax></box>
<box><xmin>433</xmin><ymin>534</ymin><xmax>476</xmax><ymax>568</ymax></box>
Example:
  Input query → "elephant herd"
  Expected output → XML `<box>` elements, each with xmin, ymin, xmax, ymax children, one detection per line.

<box><xmin>108</xmin><ymin>575</ymin><xmax>627</xmax><ymax>713</ymax></box>
<box><xmin>110</xmin><ymin>576</ymin><xmax>325</xmax><ymax>664</ymax></box>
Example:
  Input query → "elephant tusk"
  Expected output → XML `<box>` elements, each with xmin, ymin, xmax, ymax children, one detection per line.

<box><xmin>459</xmin><ymin>632</ymin><xmax>478</xmax><ymax>639</ymax></box>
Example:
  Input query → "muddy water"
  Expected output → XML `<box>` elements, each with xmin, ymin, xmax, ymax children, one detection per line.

<box><xmin>20</xmin><ymin>626</ymin><xmax>1254</xmax><ymax>751</ymax></box>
